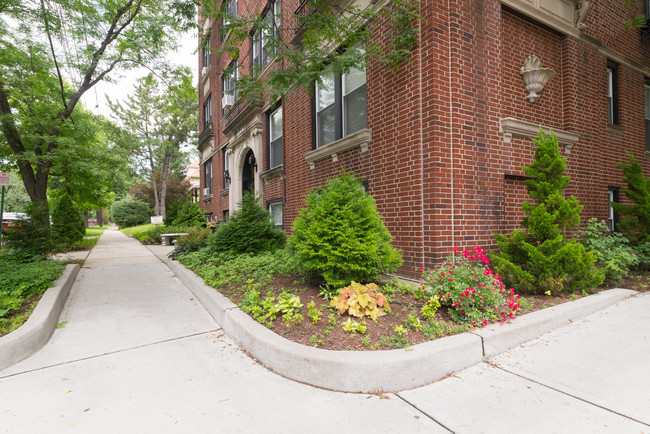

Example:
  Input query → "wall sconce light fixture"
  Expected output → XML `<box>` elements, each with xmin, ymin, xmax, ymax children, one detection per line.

<box><xmin>520</xmin><ymin>55</ymin><xmax>555</xmax><ymax>104</ymax></box>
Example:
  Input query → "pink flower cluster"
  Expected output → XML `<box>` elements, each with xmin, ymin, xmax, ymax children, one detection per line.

<box><xmin>419</xmin><ymin>246</ymin><xmax>522</xmax><ymax>326</ymax></box>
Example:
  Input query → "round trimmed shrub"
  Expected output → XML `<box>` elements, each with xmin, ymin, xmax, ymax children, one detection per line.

<box><xmin>289</xmin><ymin>173</ymin><xmax>402</xmax><ymax>288</ymax></box>
<box><xmin>110</xmin><ymin>199</ymin><xmax>150</xmax><ymax>228</ymax></box>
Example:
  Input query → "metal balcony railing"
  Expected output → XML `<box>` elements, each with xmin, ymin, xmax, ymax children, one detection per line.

<box><xmin>198</xmin><ymin>122</ymin><xmax>213</xmax><ymax>145</ymax></box>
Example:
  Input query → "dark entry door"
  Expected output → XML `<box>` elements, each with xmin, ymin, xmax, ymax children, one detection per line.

<box><xmin>242</xmin><ymin>150</ymin><xmax>255</xmax><ymax>193</ymax></box>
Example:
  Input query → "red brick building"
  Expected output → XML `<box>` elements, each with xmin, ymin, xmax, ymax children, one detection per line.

<box><xmin>197</xmin><ymin>0</ymin><xmax>650</xmax><ymax>279</ymax></box>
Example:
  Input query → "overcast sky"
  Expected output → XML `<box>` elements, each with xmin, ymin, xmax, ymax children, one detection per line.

<box><xmin>81</xmin><ymin>30</ymin><xmax>199</xmax><ymax>118</ymax></box>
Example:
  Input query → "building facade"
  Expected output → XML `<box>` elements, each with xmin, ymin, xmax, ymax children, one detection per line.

<box><xmin>197</xmin><ymin>0</ymin><xmax>650</xmax><ymax>279</ymax></box>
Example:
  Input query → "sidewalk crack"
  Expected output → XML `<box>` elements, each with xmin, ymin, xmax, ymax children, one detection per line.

<box><xmin>395</xmin><ymin>392</ymin><xmax>455</xmax><ymax>433</ymax></box>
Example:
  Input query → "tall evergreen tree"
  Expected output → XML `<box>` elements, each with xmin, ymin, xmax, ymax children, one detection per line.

<box><xmin>612</xmin><ymin>154</ymin><xmax>650</xmax><ymax>244</ymax></box>
<box><xmin>493</xmin><ymin>131</ymin><xmax>603</xmax><ymax>295</ymax></box>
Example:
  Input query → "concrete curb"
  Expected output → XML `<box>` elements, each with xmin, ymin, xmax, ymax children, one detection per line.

<box><xmin>0</xmin><ymin>264</ymin><xmax>80</xmax><ymax>371</ymax></box>
<box><xmin>163</xmin><ymin>257</ymin><xmax>636</xmax><ymax>392</ymax></box>
<box><xmin>474</xmin><ymin>288</ymin><xmax>636</xmax><ymax>357</ymax></box>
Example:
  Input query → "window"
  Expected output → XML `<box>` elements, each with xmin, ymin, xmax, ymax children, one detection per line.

<box><xmin>203</xmin><ymin>95</ymin><xmax>212</xmax><ymax>128</ymax></box>
<box><xmin>223</xmin><ymin>149</ymin><xmax>230</xmax><ymax>189</ymax></box>
<box><xmin>645</xmin><ymin>81</ymin><xmax>650</xmax><ymax>152</ymax></box>
<box><xmin>204</xmin><ymin>158</ymin><xmax>213</xmax><ymax>195</ymax></box>
<box><xmin>607</xmin><ymin>60</ymin><xmax>619</xmax><ymax>125</ymax></box>
<box><xmin>314</xmin><ymin>54</ymin><xmax>367</xmax><ymax>148</ymax></box>
<box><xmin>608</xmin><ymin>188</ymin><xmax>619</xmax><ymax>232</ymax></box>
<box><xmin>202</xmin><ymin>33</ymin><xmax>211</xmax><ymax>69</ymax></box>
<box><xmin>252</xmin><ymin>0</ymin><xmax>280</xmax><ymax>71</ymax></box>
<box><xmin>223</xmin><ymin>210</ymin><xmax>230</xmax><ymax>222</ymax></box>
<box><xmin>222</xmin><ymin>60</ymin><xmax>238</xmax><ymax>112</ymax></box>
<box><xmin>268</xmin><ymin>200</ymin><xmax>283</xmax><ymax>227</ymax></box>
<box><xmin>268</xmin><ymin>105</ymin><xmax>283</xmax><ymax>169</ymax></box>
<box><xmin>221</xmin><ymin>0</ymin><xmax>238</xmax><ymax>41</ymax></box>
<box><xmin>206</xmin><ymin>212</ymin><xmax>213</xmax><ymax>223</ymax></box>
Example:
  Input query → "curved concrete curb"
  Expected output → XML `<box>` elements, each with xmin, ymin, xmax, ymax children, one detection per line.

<box><xmin>0</xmin><ymin>264</ymin><xmax>80</xmax><ymax>371</ymax></box>
<box><xmin>163</xmin><ymin>257</ymin><xmax>636</xmax><ymax>392</ymax></box>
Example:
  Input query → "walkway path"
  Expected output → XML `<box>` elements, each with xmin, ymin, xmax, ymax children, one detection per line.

<box><xmin>1</xmin><ymin>228</ymin><xmax>649</xmax><ymax>433</ymax></box>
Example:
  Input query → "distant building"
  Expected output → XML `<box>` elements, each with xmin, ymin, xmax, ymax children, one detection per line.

<box><xmin>185</xmin><ymin>159</ymin><xmax>201</xmax><ymax>204</ymax></box>
<box><xmin>198</xmin><ymin>0</ymin><xmax>650</xmax><ymax>278</ymax></box>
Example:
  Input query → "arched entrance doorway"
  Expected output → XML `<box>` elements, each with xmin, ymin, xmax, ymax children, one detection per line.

<box><xmin>242</xmin><ymin>149</ymin><xmax>256</xmax><ymax>193</ymax></box>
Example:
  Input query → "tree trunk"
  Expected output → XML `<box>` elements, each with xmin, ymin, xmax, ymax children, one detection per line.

<box><xmin>147</xmin><ymin>143</ymin><xmax>160</xmax><ymax>216</ymax></box>
<box><xmin>97</xmin><ymin>209</ymin><xmax>103</xmax><ymax>227</ymax></box>
<box><xmin>159</xmin><ymin>151</ymin><xmax>173</xmax><ymax>218</ymax></box>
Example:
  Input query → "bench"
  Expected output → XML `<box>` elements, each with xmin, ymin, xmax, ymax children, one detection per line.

<box><xmin>160</xmin><ymin>233</ymin><xmax>188</xmax><ymax>246</ymax></box>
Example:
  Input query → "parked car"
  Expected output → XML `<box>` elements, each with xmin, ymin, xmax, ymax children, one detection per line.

<box><xmin>2</xmin><ymin>212</ymin><xmax>29</xmax><ymax>234</ymax></box>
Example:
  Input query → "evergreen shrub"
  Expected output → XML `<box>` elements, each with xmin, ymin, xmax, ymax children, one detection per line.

<box><xmin>289</xmin><ymin>173</ymin><xmax>402</xmax><ymax>289</ymax></box>
<box><xmin>51</xmin><ymin>193</ymin><xmax>85</xmax><ymax>250</ymax></box>
<box><xmin>207</xmin><ymin>191</ymin><xmax>285</xmax><ymax>255</ymax></box>
<box><xmin>3</xmin><ymin>203</ymin><xmax>53</xmax><ymax>257</ymax></box>
<box><xmin>612</xmin><ymin>154</ymin><xmax>650</xmax><ymax>245</ymax></box>
<box><xmin>110</xmin><ymin>199</ymin><xmax>150</xmax><ymax>228</ymax></box>
<box><xmin>170</xmin><ymin>199</ymin><xmax>205</xmax><ymax>227</ymax></box>
<box><xmin>493</xmin><ymin>131</ymin><xmax>602</xmax><ymax>295</ymax></box>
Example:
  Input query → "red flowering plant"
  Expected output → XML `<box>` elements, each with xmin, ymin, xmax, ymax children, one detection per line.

<box><xmin>420</xmin><ymin>246</ymin><xmax>521</xmax><ymax>327</ymax></box>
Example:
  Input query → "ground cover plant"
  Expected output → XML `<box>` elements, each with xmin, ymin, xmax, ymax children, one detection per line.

<box><xmin>0</xmin><ymin>255</ymin><xmax>65</xmax><ymax>336</ymax></box>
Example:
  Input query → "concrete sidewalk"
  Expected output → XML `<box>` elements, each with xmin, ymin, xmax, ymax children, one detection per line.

<box><xmin>1</xmin><ymin>228</ymin><xmax>649</xmax><ymax>433</ymax></box>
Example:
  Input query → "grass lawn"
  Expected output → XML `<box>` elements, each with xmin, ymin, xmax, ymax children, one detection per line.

<box><xmin>120</xmin><ymin>224</ymin><xmax>156</xmax><ymax>238</ymax></box>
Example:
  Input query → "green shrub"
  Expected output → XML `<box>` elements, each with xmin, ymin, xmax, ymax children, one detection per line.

<box><xmin>493</xmin><ymin>131</ymin><xmax>602</xmax><ymax>295</ymax></box>
<box><xmin>110</xmin><ymin>199</ymin><xmax>150</xmax><ymax>228</ymax></box>
<box><xmin>3</xmin><ymin>203</ymin><xmax>53</xmax><ymax>257</ymax></box>
<box><xmin>612</xmin><ymin>154</ymin><xmax>650</xmax><ymax>245</ymax></box>
<box><xmin>176</xmin><ymin>227</ymin><xmax>212</xmax><ymax>252</ymax></box>
<box><xmin>421</xmin><ymin>246</ymin><xmax>520</xmax><ymax>325</ymax></box>
<box><xmin>578</xmin><ymin>218</ymin><xmax>638</xmax><ymax>283</ymax></box>
<box><xmin>171</xmin><ymin>199</ymin><xmax>205</xmax><ymax>227</ymax></box>
<box><xmin>289</xmin><ymin>173</ymin><xmax>402</xmax><ymax>289</ymax></box>
<box><xmin>207</xmin><ymin>191</ymin><xmax>285</xmax><ymax>255</ymax></box>
<box><xmin>51</xmin><ymin>193</ymin><xmax>85</xmax><ymax>250</ymax></box>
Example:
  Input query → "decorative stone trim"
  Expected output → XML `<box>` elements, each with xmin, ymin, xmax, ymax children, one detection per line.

<box><xmin>260</xmin><ymin>165</ymin><xmax>284</xmax><ymax>181</ymax></box>
<box><xmin>305</xmin><ymin>129</ymin><xmax>371</xmax><ymax>170</ymax></box>
<box><xmin>501</xmin><ymin>118</ymin><xmax>579</xmax><ymax>153</ymax></box>
<box><xmin>202</xmin><ymin>193</ymin><xmax>213</xmax><ymax>202</ymax></box>
<box><xmin>220</xmin><ymin>188</ymin><xmax>229</xmax><ymax>197</ymax></box>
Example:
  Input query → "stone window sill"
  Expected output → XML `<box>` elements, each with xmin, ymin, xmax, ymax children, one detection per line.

<box><xmin>500</xmin><ymin>118</ymin><xmax>579</xmax><ymax>154</ymax></box>
<box><xmin>261</xmin><ymin>165</ymin><xmax>284</xmax><ymax>181</ymax></box>
<box><xmin>305</xmin><ymin>129</ymin><xmax>371</xmax><ymax>169</ymax></box>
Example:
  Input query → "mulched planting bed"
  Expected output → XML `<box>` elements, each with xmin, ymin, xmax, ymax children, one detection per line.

<box><xmin>211</xmin><ymin>272</ymin><xmax>650</xmax><ymax>352</ymax></box>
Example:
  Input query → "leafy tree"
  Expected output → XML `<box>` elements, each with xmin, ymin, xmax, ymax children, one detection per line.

<box><xmin>289</xmin><ymin>173</ymin><xmax>402</xmax><ymax>289</ymax></box>
<box><xmin>203</xmin><ymin>0</ymin><xmax>420</xmax><ymax>104</ymax></box>
<box><xmin>51</xmin><ymin>191</ymin><xmax>85</xmax><ymax>250</ymax></box>
<box><xmin>493</xmin><ymin>131</ymin><xmax>603</xmax><ymax>295</ymax></box>
<box><xmin>0</xmin><ymin>172</ymin><xmax>31</xmax><ymax>212</ymax></box>
<box><xmin>208</xmin><ymin>191</ymin><xmax>285</xmax><ymax>255</ymax></box>
<box><xmin>0</xmin><ymin>0</ymin><xmax>195</xmax><ymax>225</ymax></box>
<box><xmin>110</xmin><ymin>198</ymin><xmax>150</xmax><ymax>228</ymax></box>
<box><xmin>108</xmin><ymin>68</ymin><xmax>197</xmax><ymax>218</ymax></box>
<box><xmin>612</xmin><ymin>154</ymin><xmax>650</xmax><ymax>244</ymax></box>
<box><xmin>130</xmin><ymin>171</ymin><xmax>192</xmax><ymax>211</ymax></box>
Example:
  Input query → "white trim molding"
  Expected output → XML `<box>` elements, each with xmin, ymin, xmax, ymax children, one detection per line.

<box><xmin>305</xmin><ymin>129</ymin><xmax>371</xmax><ymax>170</ymax></box>
<box><xmin>501</xmin><ymin>117</ymin><xmax>580</xmax><ymax>153</ymax></box>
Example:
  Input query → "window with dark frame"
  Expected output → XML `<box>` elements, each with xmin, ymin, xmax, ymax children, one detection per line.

<box><xmin>607</xmin><ymin>60</ymin><xmax>619</xmax><ymax>125</ymax></box>
<box><xmin>202</xmin><ymin>32</ymin><xmax>211</xmax><ymax>69</ymax></box>
<box><xmin>314</xmin><ymin>49</ymin><xmax>367</xmax><ymax>149</ymax></box>
<box><xmin>222</xmin><ymin>60</ymin><xmax>238</xmax><ymax>112</ymax></box>
<box><xmin>268</xmin><ymin>200</ymin><xmax>283</xmax><ymax>228</ymax></box>
<box><xmin>268</xmin><ymin>105</ymin><xmax>283</xmax><ymax>169</ymax></box>
<box><xmin>223</xmin><ymin>149</ymin><xmax>230</xmax><ymax>189</ymax></box>
<box><xmin>645</xmin><ymin>81</ymin><xmax>650</xmax><ymax>152</ymax></box>
<box><xmin>203</xmin><ymin>95</ymin><xmax>212</xmax><ymax>129</ymax></box>
<box><xmin>204</xmin><ymin>158</ymin><xmax>213</xmax><ymax>195</ymax></box>
<box><xmin>252</xmin><ymin>0</ymin><xmax>280</xmax><ymax>72</ymax></box>
<box><xmin>221</xmin><ymin>0</ymin><xmax>238</xmax><ymax>41</ymax></box>
<box><xmin>608</xmin><ymin>188</ymin><xmax>620</xmax><ymax>232</ymax></box>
